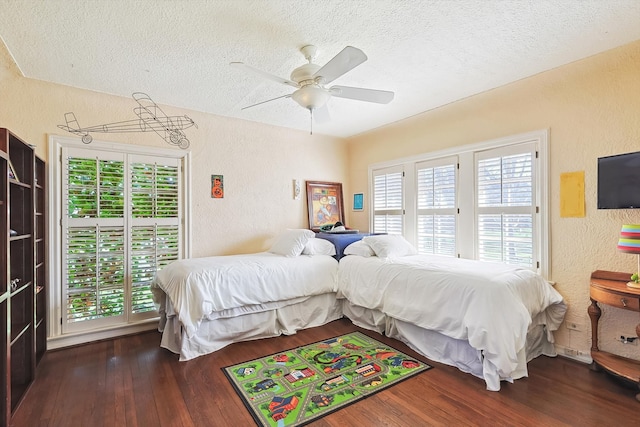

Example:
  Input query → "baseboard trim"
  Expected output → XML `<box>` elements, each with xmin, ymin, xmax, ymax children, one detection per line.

<box><xmin>47</xmin><ymin>320</ymin><xmax>159</xmax><ymax>350</ymax></box>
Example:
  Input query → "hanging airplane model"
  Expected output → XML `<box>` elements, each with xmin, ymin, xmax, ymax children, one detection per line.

<box><xmin>58</xmin><ymin>92</ymin><xmax>197</xmax><ymax>149</ymax></box>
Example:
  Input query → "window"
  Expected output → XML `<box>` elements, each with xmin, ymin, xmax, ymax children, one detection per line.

<box><xmin>372</xmin><ymin>166</ymin><xmax>404</xmax><ymax>235</ymax></box>
<box><xmin>55</xmin><ymin>140</ymin><xmax>189</xmax><ymax>335</ymax></box>
<box><xmin>476</xmin><ymin>144</ymin><xmax>536</xmax><ymax>267</ymax></box>
<box><xmin>369</xmin><ymin>130</ymin><xmax>548</xmax><ymax>276</ymax></box>
<box><xmin>415</xmin><ymin>157</ymin><xmax>457</xmax><ymax>256</ymax></box>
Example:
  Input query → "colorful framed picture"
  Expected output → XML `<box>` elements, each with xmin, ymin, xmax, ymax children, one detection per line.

<box><xmin>306</xmin><ymin>180</ymin><xmax>345</xmax><ymax>231</ymax></box>
<box><xmin>353</xmin><ymin>193</ymin><xmax>364</xmax><ymax>211</ymax></box>
<box><xmin>211</xmin><ymin>174</ymin><xmax>224</xmax><ymax>198</ymax></box>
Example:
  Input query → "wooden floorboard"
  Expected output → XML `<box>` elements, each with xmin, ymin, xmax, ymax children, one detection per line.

<box><xmin>12</xmin><ymin>318</ymin><xmax>640</xmax><ymax>426</ymax></box>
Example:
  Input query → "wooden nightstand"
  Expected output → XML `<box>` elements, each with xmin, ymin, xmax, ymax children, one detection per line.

<box><xmin>589</xmin><ymin>270</ymin><xmax>640</xmax><ymax>402</ymax></box>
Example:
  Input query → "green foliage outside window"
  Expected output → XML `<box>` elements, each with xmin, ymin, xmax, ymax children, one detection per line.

<box><xmin>67</xmin><ymin>158</ymin><xmax>124</xmax><ymax>218</ymax></box>
<box><xmin>66</xmin><ymin>156</ymin><xmax>179</xmax><ymax>323</ymax></box>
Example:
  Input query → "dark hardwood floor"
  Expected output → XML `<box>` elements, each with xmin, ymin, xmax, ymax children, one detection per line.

<box><xmin>13</xmin><ymin>318</ymin><xmax>639</xmax><ymax>426</ymax></box>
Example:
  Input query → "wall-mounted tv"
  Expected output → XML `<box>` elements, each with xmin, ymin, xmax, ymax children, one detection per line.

<box><xmin>598</xmin><ymin>151</ymin><xmax>640</xmax><ymax>209</ymax></box>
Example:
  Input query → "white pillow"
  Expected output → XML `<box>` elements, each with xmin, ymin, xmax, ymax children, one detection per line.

<box><xmin>302</xmin><ymin>238</ymin><xmax>336</xmax><ymax>256</ymax></box>
<box><xmin>268</xmin><ymin>229</ymin><xmax>315</xmax><ymax>257</ymax></box>
<box><xmin>343</xmin><ymin>240</ymin><xmax>375</xmax><ymax>257</ymax></box>
<box><xmin>362</xmin><ymin>235</ymin><xmax>417</xmax><ymax>258</ymax></box>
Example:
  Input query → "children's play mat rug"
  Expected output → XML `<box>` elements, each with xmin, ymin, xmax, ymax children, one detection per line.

<box><xmin>223</xmin><ymin>331</ymin><xmax>432</xmax><ymax>427</ymax></box>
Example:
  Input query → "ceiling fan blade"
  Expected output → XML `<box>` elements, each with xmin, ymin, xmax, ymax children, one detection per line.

<box><xmin>313</xmin><ymin>46</ymin><xmax>367</xmax><ymax>84</ymax></box>
<box><xmin>330</xmin><ymin>85</ymin><xmax>394</xmax><ymax>104</ymax></box>
<box><xmin>313</xmin><ymin>104</ymin><xmax>331</xmax><ymax>123</ymax></box>
<box><xmin>241</xmin><ymin>94</ymin><xmax>292</xmax><ymax>110</ymax></box>
<box><xmin>230</xmin><ymin>62</ymin><xmax>299</xmax><ymax>88</ymax></box>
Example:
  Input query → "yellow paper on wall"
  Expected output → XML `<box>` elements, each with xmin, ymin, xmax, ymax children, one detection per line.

<box><xmin>560</xmin><ymin>171</ymin><xmax>585</xmax><ymax>218</ymax></box>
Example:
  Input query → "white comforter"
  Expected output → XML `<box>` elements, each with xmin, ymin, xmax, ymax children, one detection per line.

<box><xmin>337</xmin><ymin>255</ymin><xmax>566</xmax><ymax>385</ymax></box>
<box><xmin>152</xmin><ymin>253</ymin><xmax>338</xmax><ymax>338</ymax></box>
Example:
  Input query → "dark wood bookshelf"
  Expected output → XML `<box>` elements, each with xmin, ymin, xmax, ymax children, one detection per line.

<box><xmin>0</xmin><ymin>128</ymin><xmax>47</xmax><ymax>425</ymax></box>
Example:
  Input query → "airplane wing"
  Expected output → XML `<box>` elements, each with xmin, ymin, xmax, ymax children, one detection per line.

<box><xmin>132</xmin><ymin>93</ymin><xmax>192</xmax><ymax>148</ymax></box>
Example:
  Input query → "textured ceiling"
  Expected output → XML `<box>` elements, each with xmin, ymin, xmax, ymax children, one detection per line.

<box><xmin>1</xmin><ymin>0</ymin><xmax>640</xmax><ymax>138</ymax></box>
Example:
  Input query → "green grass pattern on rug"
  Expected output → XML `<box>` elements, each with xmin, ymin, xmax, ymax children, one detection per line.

<box><xmin>223</xmin><ymin>331</ymin><xmax>432</xmax><ymax>427</ymax></box>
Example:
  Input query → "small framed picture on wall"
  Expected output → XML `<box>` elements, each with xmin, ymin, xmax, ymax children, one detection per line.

<box><xmin>211</xmin><ymin>174</ymin><xmax>224</xmax><ymax>198</ymax></box>
<box><xmin>353</xmin><ymin>193</ymin><xmax>364</xmax><ymax>211</ymax></box>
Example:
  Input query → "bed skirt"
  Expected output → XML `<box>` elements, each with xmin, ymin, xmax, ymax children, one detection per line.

<box><xmin>342</xmin><ymin>301</ymin><xmax>557</xmax><ymax>391</ymax></box>
<box><xmin>160</xmin><ymin>293</ymin><xmax>343</xmax><ymax>361</ymax></box>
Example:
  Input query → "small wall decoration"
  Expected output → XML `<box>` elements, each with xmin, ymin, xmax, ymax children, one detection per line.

<box><xmin>58</xmin><ymin>92</ymin><xmax>197</xmax><ymax>149</ymax></box>
<box><xmin>293</xmin><ymin>179</ymin><xmax>301</xmax><ymax>200</ymax></box>
<box><xmin>560</xmin><ymin>171</ymin><xmax>585</xmax><ymax>217</ymax></box>
<box><xmin>211</xmin><ymin>175</ymin><xmax>224</xmax><ymax>198</ymax></box>
<box><xmin>306</xmin><ymin>180</ymin><xmax>345</xmax><ymax>231</ymax></box>
<box><xmin>353</xmin><ymin>193</ymin><xmax>364</xmax><ymax>211</ymax></box>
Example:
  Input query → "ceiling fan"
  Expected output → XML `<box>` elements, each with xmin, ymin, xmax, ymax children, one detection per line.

<box><xmin>230</xmin><ymin>45</ymin><xmax>394</xmax><ymax>132</ymax></box>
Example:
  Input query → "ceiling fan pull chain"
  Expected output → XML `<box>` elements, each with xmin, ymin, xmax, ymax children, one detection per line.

<box><xmin>310</xmin><ymin>109</ymin><xmax>313</xmax><ymax>135</ymax></box>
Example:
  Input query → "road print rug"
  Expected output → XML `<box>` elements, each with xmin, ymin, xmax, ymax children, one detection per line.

<box><xmin>223</xmin><ymin>331</ymin><xmax>432</xmax><ymax>427</ymax></box>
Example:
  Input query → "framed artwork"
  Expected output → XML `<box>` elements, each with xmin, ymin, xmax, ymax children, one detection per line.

<box><xmin>211</xmin><ymin>174</ymin><xmax>224</xmax><ymax>198</ymax></box>
<box><xmin>353</xmin><ymin>193</ymin><xmax>364</xmax><ymax>211</ymax></box>
<box><xmin>306</xmin><ymin>180</ymin><xmax>345</xmax><ymax>231</ymax></box>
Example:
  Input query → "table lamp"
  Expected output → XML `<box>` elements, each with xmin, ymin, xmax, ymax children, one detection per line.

<box><xmin>617</xmin><ymin>224</ymin><xmax>640</xmax><ymax>289</ymax></box>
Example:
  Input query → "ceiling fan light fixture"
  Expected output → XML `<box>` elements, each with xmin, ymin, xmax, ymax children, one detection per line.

<box><xmin>232</xmin><ymin>44</ymin><xmax>395</xmax><ymax>130</ymax></box>
<box><xmin>291</xmin><ymin>85</ymin><xmax>330</xmax><ymax>111</ymax></box>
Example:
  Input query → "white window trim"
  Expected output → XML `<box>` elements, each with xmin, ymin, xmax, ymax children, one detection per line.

<box><xmin>368</xmin><ymin>129</ymin><xmax>550</xmax><ymax>278</ymax></box>
<box><xmin>47</xmin><ymin>135</ymin><xmax>192</xmax><ymax>347</ymax></box>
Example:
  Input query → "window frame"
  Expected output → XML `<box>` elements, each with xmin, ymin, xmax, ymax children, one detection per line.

<box><xmin>48</xmin><ymin>135</ymin><xmax>192</xmax><ymax>342</ymax></box>
<box><xmin>368</xmin><ymin>129</ymin><xmax>549</xmax><ymax>278</ymax></box>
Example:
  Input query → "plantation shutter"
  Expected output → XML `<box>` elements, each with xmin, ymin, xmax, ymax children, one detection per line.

<box><xmin>62</xmin><ymin>148</ymin><xmax>183</xmax><ymax>333</ymax></box>
<box><xmin>372</xmin><ymin>166</ymin><xmax>404</xmax><ymax>234</ymax></box>
<box><xmin>129</xmin><ymin>157</ymin><xmax>181</xmax><ymax>319</ymax></box>
<box><xmin>475</xmin><ymin>143</ymin><xmax>536</xmax><ymax>268</ymax></box>
<box><xmin>416</xmin><ymin>157</ymin><xmax>457</xmax><ymax>256</ymax></box>
<box><xmin>63</xmin><ymin>149</ymin><xmax>126</xmax><ymax>331</ymax></box>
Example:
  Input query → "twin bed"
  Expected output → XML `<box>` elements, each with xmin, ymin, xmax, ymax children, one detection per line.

<box><xmin>151</xmin><ymin>229</ymin><xmax>343</xmax><ymax>361</ymax></box>
<box><xmin>151</xmin><ymin>230</ymin><xmax>566</xmax><ymax>391</ymax></box>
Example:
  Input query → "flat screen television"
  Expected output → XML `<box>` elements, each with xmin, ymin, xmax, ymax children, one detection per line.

<box><xmin>598</xmin><ymin>151</ymin><xmax>640</xmax><ymax>209</ymax></box>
